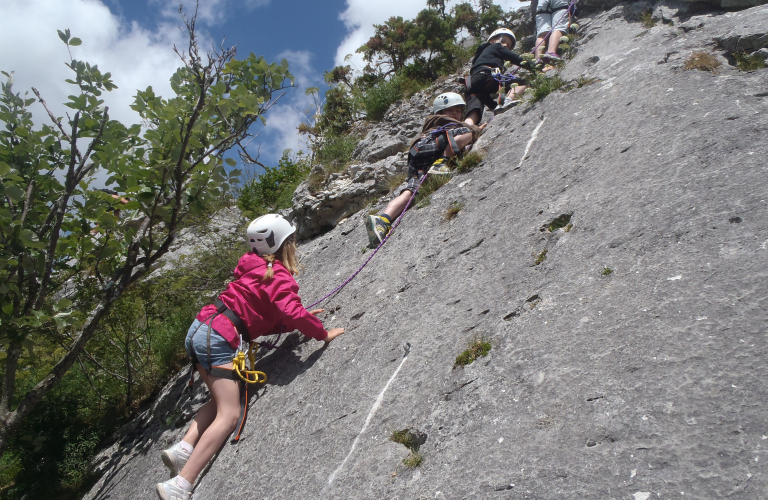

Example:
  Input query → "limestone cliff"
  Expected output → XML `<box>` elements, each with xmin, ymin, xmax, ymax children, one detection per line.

<box><xmin>84</xmin><ymin>3</ymin><xmax>768</xmax><ymax>499</ymax></box>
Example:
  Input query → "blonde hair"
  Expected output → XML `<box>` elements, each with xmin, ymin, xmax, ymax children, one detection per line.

<box><xmin>261</xmin><ymin>235</ymin><xmax>302</xmax><ymax>282</ymax></box>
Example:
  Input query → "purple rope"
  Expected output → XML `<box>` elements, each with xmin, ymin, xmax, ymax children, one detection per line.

<box><xmin>307</xmin><ymin>171</ymin><xmax>432</xmax><ymax>309</ymax></box>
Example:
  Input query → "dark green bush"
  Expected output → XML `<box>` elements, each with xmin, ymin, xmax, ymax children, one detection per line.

<box><xmin>237</xmin><ymin>150</ymin><xmax>310</xmax><ymax>218</ymax></box>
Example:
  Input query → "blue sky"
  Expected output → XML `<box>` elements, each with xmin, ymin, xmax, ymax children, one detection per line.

<box><xmin>0</xmin><ymin>0</ymin><xmax>525</xmax><ymax>171</ymax></box>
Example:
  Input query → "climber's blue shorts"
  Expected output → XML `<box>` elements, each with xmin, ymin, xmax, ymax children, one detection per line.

<box><xmin>185</xmin><ymin>318</ymin><xmax>238</xmax><ymax>370</ymax></box>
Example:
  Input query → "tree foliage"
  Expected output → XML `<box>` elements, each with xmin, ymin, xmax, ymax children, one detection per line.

<box><xmin>237</xmin><ymin>150</ymin><xmax>309</xmax><ymax>218</ymax></box>
<box><xmin>0</xmin><ymin>8</ymin><xmax>293</xmax><ymax>457</ymax></box>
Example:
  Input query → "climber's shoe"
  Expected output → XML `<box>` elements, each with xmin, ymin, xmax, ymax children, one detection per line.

<box><xmin>428</xmin><ymin>157</ymin><xmax>452</xmax><ymax>175</ymax></box>
<box><xmin>494</xmin><ymin>98</ymin><xmax>522</xmax><ymax>115</ymax></box>
<box><xmin>541</xmin><ymin>51</ymin><xmax>563</xmax><ymax>63</ymax></box>
<box><xmin>155</xmin><ymin>478</ymin><xmax>190</xmax><ymax>500</ymax></box>
<box><xmin>161</xmin><ymin>442</ymin><xmax>192</xmax><ymax>478</ymax></box>
<box><xmin>366</xmin><ymin>215</ymin><xmax>391</xmax><ymax>247</ymax></box>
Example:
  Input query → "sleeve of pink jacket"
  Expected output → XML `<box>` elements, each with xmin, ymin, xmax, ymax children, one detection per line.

<box><xmin>268</xmin><ymin>268</ymin><xmax>328</xmax><ymax>341</ymax></box>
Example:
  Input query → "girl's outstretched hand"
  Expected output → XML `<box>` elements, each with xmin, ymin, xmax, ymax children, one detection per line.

<box><xmin>324</xmin><ymin>328</ymin><xmax>345</xmax><ymax>343</ymax></box>
<box><xmin>309</xmin><ymin>309</ymin><xmax>324</xmax><ymax>316</ymax></box>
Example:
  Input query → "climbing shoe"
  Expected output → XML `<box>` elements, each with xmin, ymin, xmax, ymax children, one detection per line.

<box><xmin>366</xmin><ymin>215</ymin><xmax>391</xmax><ymax>247</ymax></box>
<box><xmin>155</xmin><ymin>478</ymin><xmax>191</xmax><ymax>500</ymax></box>
<box><xmin>161</xmin><ymin>442</ymin><xmax>192</xmax><ymax>477</ymax></box>
<box><xmin>428</xmin><ymin>157</ymin><xmax>452</xmax><ymax>175</ymax></box>
<box><xmin>494</xmin><ymin>97</ymin><xmax>522</xmax><ymax>115</ymax></box>
<box><xmin>541</xmin><ymin>51</ymin><xmax>563</xmax><ymax>63</ymax></box>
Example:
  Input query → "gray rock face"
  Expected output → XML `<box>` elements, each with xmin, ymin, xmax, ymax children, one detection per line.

<box><xmin>290</xmin><ymin>154</ymin><xmax>408</xmax><ymax>239</ymax></box>
<box><xmin>84</xmin><ymin>4</ymin><xmax>768</xmax><ymax>500</ymax></box>
<box><xmin>582</xmin><ymin>0</ymin><xmax>768</xmax><ymax>11</ymax></box>
<box><xmin>150</xmin><ymin>207</ymin><xmax>247</xmax><ymax>277</ymax></box>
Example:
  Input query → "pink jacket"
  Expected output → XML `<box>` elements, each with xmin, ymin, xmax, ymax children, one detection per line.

<box><xmin>195</xmin><ymin>252</ymin><xmax>328</xmax><ymax>348</ymax></box>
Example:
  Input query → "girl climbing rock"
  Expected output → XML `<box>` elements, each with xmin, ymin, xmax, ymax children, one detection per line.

<box><xmin>155</xmin><ymin>214</ymin><xmax>344</xmax><ymax>500</ymax></box>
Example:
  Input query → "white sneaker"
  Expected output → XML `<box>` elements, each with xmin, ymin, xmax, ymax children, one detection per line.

<box><xmin>155</xmin><ymin>478</ymin><xmax>191</xmax><ymax>500</ymax></box>
<box><xmin>161</xmin><ymin>442</ymin><xmax>192</xmax><ymax>477</ymax></box>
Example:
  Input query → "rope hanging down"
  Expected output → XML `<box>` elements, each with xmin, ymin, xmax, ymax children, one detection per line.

<box><xmin>306</xmin><ymin>171</ymin><xmax>432</xmax><ymax>309</ymax></box>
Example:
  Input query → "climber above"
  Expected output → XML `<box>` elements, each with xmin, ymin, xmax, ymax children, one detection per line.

<box><xmin>155</xmin><ymin>214</ymin><xmax>344</xmax><ymax>500</ymax></box>
<box><xmin>464</xmin><ymin>27</ymin><xmax>539</xmax><ymax>124</ymax></box>
<box><xmin>365</xmin><ymin>93</ymin><xmax>481</xmax><ymax>248</ymax></box>
<box><xmin>531</xmin><ymin>0</ymin><xmax>571</xmax><ymax>65</ymax></box>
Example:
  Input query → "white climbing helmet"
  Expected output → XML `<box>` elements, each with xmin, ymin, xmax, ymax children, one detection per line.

<box><xmin>488</xmin><ymin>28</ymin><xmax>517</xmax><ymax>49</ymax></box>
<box><xmin>433</xmin><ymin>92</ymin><xmax>466</xmax><ymax>114</ymax></box>
<box><xmin>246</xmin><ymin>214</ymin><xmax>295</xmax><ymax>255</ymax></box>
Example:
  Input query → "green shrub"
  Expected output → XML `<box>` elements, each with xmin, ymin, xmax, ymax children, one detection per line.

<box><xmin>237</xmin><ymin>150</ymin><xmax>309</xmax><ymax>218</ymax></box>
<box><xmin>315</xmin><ymin>133</ymin><xmax>358</xmax><ymax>170</ymax></box>
<box><xmin>359</xmin><ymin>74</ymin><xmax>406</xmax><ymax>121</ymax></box>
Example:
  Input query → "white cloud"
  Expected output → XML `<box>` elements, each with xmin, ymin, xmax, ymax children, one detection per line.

<box><xmin>247</xmin><ymin>49</ymin><xmax>322</xmax><ymax>160</ymax></box>
<box><xmin>0</xmin><ymin>0</ymin><xmax>184</xmax><ymax>129</ymax></box>
<box><xmin>334</xmin><ymin>0</ymin><xmax>528</xmax><ymax>69</ymax></box>
<box><xmin>152</xmin><ymin>0</ymin><xmax>230</xmax><ymax>25</ymax></box>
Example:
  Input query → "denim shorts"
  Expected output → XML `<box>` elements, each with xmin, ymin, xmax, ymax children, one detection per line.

<box><xmin>185</xmin><ymin>318</ymin><xmax>238</xmax><ymax>370</ymax></box>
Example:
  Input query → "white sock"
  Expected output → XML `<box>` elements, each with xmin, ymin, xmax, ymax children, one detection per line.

<box><xmin>175</xmin><ymin>475</ymin><xmax>193</xmax><ymax>491</ymax></box>
<box><xmin>177</xmin><ymin>440</ymin><xmax>194</xmax><ymax>454</ymax></box>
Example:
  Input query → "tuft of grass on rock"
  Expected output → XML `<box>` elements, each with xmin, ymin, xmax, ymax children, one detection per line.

<box><xmin>455</xmin><ymin>150</ymin><xmax>484</xmax><ymax>173</ymax></box>
<box><xmin>601</xmin><ymin>266</ymin><xmax>613</xmax><ymax>276</ymax></box>
<box><xmin>733</xmin><ymin>51</ymin><xmax>767</xmax><ymax>71</ymax></box>
<box><xmin>455</xmin><ymin>335</ymin><xmax>492</xmax><ymax>367</ymax></box>
<box><xmin>390</xmin><ymin>429</ymin><xmax>419</xmax><ymax>450</ymax></box>
<box><xmin>576</xmin><ymin>75</ymin><xmax>599</xmax><ymax>88</ymax></box>
<box><xmin>414</xmin><ymin>174</ymin><xmax>452</xmax><ymax>208</ymax></box>
<box><xmin>402</xmin><ymin>452</ymin><xmax>424</xmax><ymax>468</ymax></box>
<box><xmin>684</xmin><ymin>52</ymin><xmax>721</xmax><ymax>73</ymax></box>
<box><xmin>564</xmin><ymin>223</ymin><xmax>573</xmax><ymax>232</ymax></box>
<box><xmin>527</xmin><ymin>73</ymin><xmax>569</xmax><ymax>104</ymax></box>
<box><xmin>444</xmin><ymin>201</ymin><xmax>463</xmax><ymax>221</ymax></box>
<box><xmin>534</xmin><ymin>249</ymin><xmax>548</xmax><ymax>265</ymax></box>
<box><xmin>640</xmin><ymin>10</ymin><xmax>656</xmax><ymax>28</ymax></box>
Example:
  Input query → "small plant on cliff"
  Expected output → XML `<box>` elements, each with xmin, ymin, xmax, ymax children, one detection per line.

<box><xmin>455</xmin><ymin>150</ymin><xmax>483</xmax><ymax>173</ymax></box>
<box><xmin>601</xmin><ymin>267</ymin><xmax>613</xmax><ymax>276</ymax></box>
<box><xmin>389</xmin><ymin>428</ymin><xmax>426</xmax><ymax>468</ymax></box>
<box><xmin>534</xmin><ymin>249</ymin><xmax>548</xmax><ymax>265</ymax></box>
<box><xmin>733</xmin><ymin>51</ymin><xmax>767</xmax><ymax>72</ymax></box>
<box><xmin>640</xmin><ymin>10</ymin><xmax>656</xmax><ymax>28</ymax></box>
<box><xmin>527</xmin><ymin>72</ymin><xmax>569</xmax><ymax>103</ymax></box>
<box><xmin>444</xmin><ymin>201</ymin><xmax>463</xmax><ymax>220</ymax></box>
<box><xmin>402</xmin><ymin>452</ymin><xmax>424</xmax><ymax>468</ymax></box>
<box><xmin>455</xmin><ymin>335</ymin><xmax>492</xmax><ymax>367</ymax></box>
<box><xmin>683</xmin><ymin>52</ymin><xmax>721</xmax><ymax>73</ymax></box>
<box><xmin>576</xmin><ymin>75</ymin><xmax>599</xmax><ymax>88</ymax></box>
<box><xmin>414</xmin><ymin>173</ymin><xmax>452</xmax><ymax>208</ymax></box>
